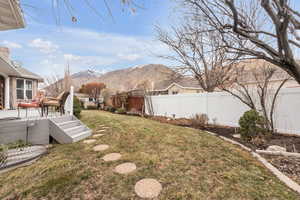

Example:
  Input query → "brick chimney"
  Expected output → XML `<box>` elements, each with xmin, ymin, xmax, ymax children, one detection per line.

<box><xmin>0</xmin><ymin>47</ymin><xmax>10</xmax><ymax>62</ymax></box>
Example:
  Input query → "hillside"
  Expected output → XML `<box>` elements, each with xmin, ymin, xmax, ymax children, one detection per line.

<box><xmin>96</xmin><ymin>64</ymin><xmax>175</xmax><ymax>92</ymax></box>
<box><xmin>45</xmin><ymin>64</ymin><xmax>175</xmax><ymax>93</ymax></box>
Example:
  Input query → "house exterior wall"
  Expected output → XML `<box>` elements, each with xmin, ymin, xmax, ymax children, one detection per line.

<box><xmin>9</xmin><ymin>76</ymin><xmax>16</xmax><ymax>108</ymax></box>
<box><xmin>33</xmin><ymin>79</ymin><xmax>38</xmax><ymax>98</ymax></box>
<box><xmin>244</xmin><ymin>79</ymin><xmax>300</xmax><ymax>89</ymax></box>
<box><xmin>9</xmin><ymin>77</ymin><xmax>38</xmax><ymax>109</ymax></box>
<box><xmin>5</xmin><ymin>76</ymin><xmax>9</xmax><ymax>109</ymax></box>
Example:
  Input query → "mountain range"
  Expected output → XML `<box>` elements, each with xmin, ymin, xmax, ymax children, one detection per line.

<box><xmin>51</xmin><ymin>64</ymin><xmax>175</xmax><ymax>93</ymax></box>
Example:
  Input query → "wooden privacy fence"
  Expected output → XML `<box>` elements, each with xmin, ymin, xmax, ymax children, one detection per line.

<box><xmin>111</xmin><ymin>93</ymin><xmax>144</xmax><ymax>112</ymax></box>
<box><xmin>127</xmin><ymin>96</ymin><xmax>144</xmax><ymax>112</ymax></box>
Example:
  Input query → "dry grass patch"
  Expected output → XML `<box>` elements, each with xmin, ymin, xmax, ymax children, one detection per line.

<box><xmin>0</xmin><ymin>110</ymin><xmax>299</xmax><ymax>199</ymax></box>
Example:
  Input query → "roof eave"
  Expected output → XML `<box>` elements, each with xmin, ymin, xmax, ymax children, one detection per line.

<box><xmin>0</xmin><ymin>0</ymin><xmax>25</xmax><ymax>31</ymax></box>
<box><xmin>155</xmin><ymin>82</ymin><xmax>202</xmax><ymax>91</ymax></box>
<box><xmin>0</xmin><ymin>57</ymin><xmax>19</xmax><ymax>76</ymax></box>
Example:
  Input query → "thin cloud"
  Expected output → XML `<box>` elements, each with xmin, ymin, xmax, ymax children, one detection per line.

<box><xmin>2</xmin><ymin>40</ymin><xmax>22</xmax><ymax>49</ymax></box>
<box><xmin>29</xmin><ymin>38</ymin><xmax>59</xmax><ymax>54</ymax></box>
<box><xmin>1</xmin><ymin>25</ymin><xmax>172</xmax><ymax>77</ymax></box>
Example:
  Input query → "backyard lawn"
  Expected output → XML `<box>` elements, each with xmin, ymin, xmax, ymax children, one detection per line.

<box><xmin>0</xmin><ymin>110</ymin><xmax>299</xmax><ymax>199</ymax></box>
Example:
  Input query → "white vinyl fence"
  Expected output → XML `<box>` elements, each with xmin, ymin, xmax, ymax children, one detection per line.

<box><xmin>146</xmin><ymin>87</ymin><xmax>300</xmax><ymax>135</ymax></box>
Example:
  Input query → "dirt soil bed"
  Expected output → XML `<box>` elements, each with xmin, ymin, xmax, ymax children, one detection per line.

<box><xmin>149</xmin><ymin>116</ymin><xmax>300</xmax><ymax>152</ymax></box>
<box><xmin>264</xmin><ymin>155</ymin><xmax>300</xmax><ymax>185</ymax></box>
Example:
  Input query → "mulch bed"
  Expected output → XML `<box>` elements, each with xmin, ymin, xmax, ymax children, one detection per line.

<box><xmin>264</xmin><ymin>155</ymin><xmax>300</xmax><ymax>185</ymax></box>
<box><xmin>149</xmin><ymin>116</ymin><xmax>300</xmax><ymax>152</ymax></box>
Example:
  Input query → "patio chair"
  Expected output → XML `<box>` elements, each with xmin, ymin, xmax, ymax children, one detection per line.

<box><xmin>17</xmin><ymin>95</ymin><xmax>43</xmax><ymax>118</ymax></box>
<box><xmin>41</xmin><ymin>91</ymin><xmax>70</xmax><ymax>117</ymax></box>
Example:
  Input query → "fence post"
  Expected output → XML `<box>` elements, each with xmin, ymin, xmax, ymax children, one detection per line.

<box><xmin>70</xmin><ymin>86</ymin><xmax>74</xmax><ymax>115</ymax></box>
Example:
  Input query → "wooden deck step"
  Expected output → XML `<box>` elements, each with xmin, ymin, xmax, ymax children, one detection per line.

<box><xmin>58</xmin><ymin>120</ymin><xmax>81</xmax><ymax>129</ymax></box>
<box><xmin>49</xmin><ymin>115</ymin><xmax>91</xmax><ymax>144</ymax></box>
<box><xmin>72</xmin><ymin>130</ymin><xmax>93</xmax><ymax>143</ymax></box>
<box><xmin>65</xmin><ymin>126</ymin><xmax>88</xmax><ymax>136</ymax></box>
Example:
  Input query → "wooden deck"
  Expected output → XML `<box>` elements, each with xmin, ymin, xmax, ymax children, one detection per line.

<box><xmin>0</xmin><ymin>110</ymin><xmax>92</xmax><ymax>145</ymax></box>
<box><xmin>0</xmin><ymin>109</ymin><xmax>61</xmax><ymax>119</ymax></box>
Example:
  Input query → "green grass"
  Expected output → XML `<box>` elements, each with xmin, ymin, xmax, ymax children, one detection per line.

<box><xmin>0</xmin><ymin>140</ymin><xmax>29</xmax><ymax>152</ymax></box>
<box><xmin>0</xmin><ymin>110</ymin><xmax>299</xmax><ymax>199</ymax></box>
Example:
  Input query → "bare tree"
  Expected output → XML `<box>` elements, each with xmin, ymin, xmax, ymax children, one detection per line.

<box><xmin>221</xmin><ymin>61</ymin><xmax>291</xmax><ymax>132</ymax></box>
<box><xmin>20</xmin><ymin>0</ymin><xmax>142</xmax><ymax>25</ymax></box>
<box><xmin>156</xmin><ymin>23</ymin><xmax>238</xmax><ymax>92</ymax></box>
<box><xmin>44</xmin><ymin>64</ymin><xmax>73</xmax><ymax>96</ymax></box>
<box><xmin>79</xmin><ymin>82</ymin><xmax>106</xmax><ymax>102</ymax></box>
<box><xmin>44</xmin><ymin>74</ymin><xmax>64</xmax><ymax>96</ymax></box>
<box><xmin>180</xmin><ymin>0</ymin><xmax>300</xmax><ymax>84</ymax></box>
<box><xmin>64</xmin><ymin>62</ymin><xmax>72</xmax><ymax>92</ymax></box>
<box><xmin>136</xmin><ymin>80</ymin><xmax>154</xmax><ymax>116</ymax></box>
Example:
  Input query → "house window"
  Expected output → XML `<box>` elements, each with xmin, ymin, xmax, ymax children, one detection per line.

<box><xmin>16</xmin><ymin>79</ymin><xmax>24</xmax><ymax>99</ymax></box>
<box><xmin>172</xmin><ymin>91</ymin><xmax>179</xmax><ymax>95</ymax></box>
<box><xmin>26</xmin><ymin>80</ymin><xmax>33</xmax><ymax>99</ymax></box>
<box><xmin>16</xmin><ymin>79</ymin><xmax>33</xmax><ymax>100</ymax></box>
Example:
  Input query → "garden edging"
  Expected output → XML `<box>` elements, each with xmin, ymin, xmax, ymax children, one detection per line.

<box><xmin>256</xmin><ymin>150</ymin><xmax>300</xmax><ymax>158</ymax></box>
<box><xmin>205</xmin><ymin>131</ymin><xmax>300</xmax><ymax>195</ymax></box>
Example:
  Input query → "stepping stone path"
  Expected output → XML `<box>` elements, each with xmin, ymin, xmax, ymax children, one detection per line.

<box><xmin>83</xmin><ymin>139</ymin><xmax>96</xmax><ymax>144</ymax></box>
<box><xmin>233</xmin><ymin>134</ymin><xmax>241</xmax><ymax>139</ymax></box>
<box><xmin>93</xmin><ymin>134</ymin><xmax>104</xmax><ymax>138</ymax></box>
<box><xmin>102</xmin><ymin>153</ymin><xmax>122</xmax><ymax>162</ymax></box>
<box><xmin>134</xmin><ymin>178</ymin><xmax>162</xmax><ymax>199</ymax></box>
<box><xmin>93</xmin><ymin>144</ymin><xmax>109</xmax><ymax>152</ymax></box>
<box><xmin>114</xmin><ymin>162</ymin><xmax>136</xmax><ymax>174</ymax></box>
<box><xmin>87</xmin><ymin>125</ymin><xmax>163</xmax><ymax>197</ymax></box>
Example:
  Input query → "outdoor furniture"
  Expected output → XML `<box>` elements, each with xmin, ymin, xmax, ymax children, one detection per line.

<box><xmin>18</xmin><ymin>102</ymin><xmax>41</xmax><ymax>118</ymax></box>
<box><xmin>17</xmin><ymin>95</ymin><xmax>43</xmax><ymax>118</ymax></box>
<box><xmin>41</xmin><ymin>91</ymin><xmax>70</xmax><ymax>116</ymax></box>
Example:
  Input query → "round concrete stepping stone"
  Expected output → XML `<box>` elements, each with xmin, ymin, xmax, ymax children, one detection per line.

<box><xmin>83</xmin><ymin>139</ymin><xmax>96</xmax><ymax>144</ymax></box>
<box><xmin>96</xmin><ymin>130</ymin><xmax>105</xmax><ymax>133</ymax></box>
<box><xmin>93</xmin><ymin>144</ymin><xmax>109</xmax><ymax>152</ymax></box>
<box><xmin>93</xmin><ymin>134</ymin><xmax>104</xmax><ymax>138</ymax></box>
<box><xmin>114</xmin><ymin>162</ymin><xmax>136</xmax><ymax>174</ymax></box>
<box><xmin>102</xmin><ymin>153</ymin><xmax>122</xmax><ymax>162</ymax></box>
<box><xmin>134</xmin><ymin>178</ymin><xmax>162</xmax><ymax>199</ymax></box>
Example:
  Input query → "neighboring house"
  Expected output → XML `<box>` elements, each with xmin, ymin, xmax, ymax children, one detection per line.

<box><xmin>231</xmin><ymin>59</ymin><xmax>299</xmax><ymax>89</ymax></box>
<box><xmin>0</xmin><ymin>47</ymin><xmax>43</xmax><ymax>109</ymax></box>
<box><xmin>0</xmin><ymin>0</ymin><xmax>25</xmax><ymax>31</ymax></box>
<box><xmin>150</xmin><ymin>59</ymin><xmax>299</xmax><ymax>96</ymax></box>
<box><xmin>151</xmin><ymin>77</ymin><xmax>203</xmax><ymax>95</ymax></box>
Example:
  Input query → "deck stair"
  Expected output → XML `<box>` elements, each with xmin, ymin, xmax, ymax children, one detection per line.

<box><xmin>49</xmin><ymin>115</ymin><xmax>92</xmax><ymax>143</ymax></box>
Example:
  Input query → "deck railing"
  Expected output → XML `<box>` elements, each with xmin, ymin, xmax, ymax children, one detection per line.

<box><xmin>64</xmin><ymin>86</ymin><xmax>74</xmax><ymax>115</ymax></box>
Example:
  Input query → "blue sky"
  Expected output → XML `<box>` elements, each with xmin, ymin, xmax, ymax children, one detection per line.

<box><xmin>0</xmin><ymin>0</ymin><xmax>175</xmax><ymax>77</ymax></box>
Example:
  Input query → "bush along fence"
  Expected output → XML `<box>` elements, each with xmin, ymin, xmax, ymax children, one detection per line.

<box><xmin>145</xmin><ymin>87</ymin><xmax>300</xmax><ymax>135</ymax></box>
